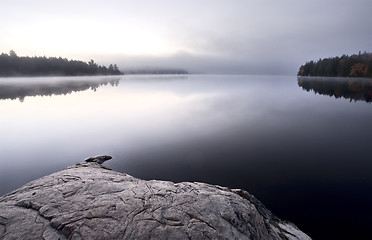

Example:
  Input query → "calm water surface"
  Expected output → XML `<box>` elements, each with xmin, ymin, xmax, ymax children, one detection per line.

<box><xmin>1</xmin><ymin>75</ymin><xmax>372</xmax><ymax>239</ymax></box>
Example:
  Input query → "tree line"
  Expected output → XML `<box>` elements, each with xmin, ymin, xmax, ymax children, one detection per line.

<box><xmin>298</xmin><ymin>51</ymin><xmax>372</xmax><ymax>78</ymax></box>
<box><xmin>0</xmin><ymin>50</ymin><xmax>122</xmax><ymax>77</ymax></box>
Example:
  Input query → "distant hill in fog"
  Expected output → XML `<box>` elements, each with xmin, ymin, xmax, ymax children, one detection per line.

<box><xmin>0</xmin><ymin>50</ymin><xmax>123</xmax><ymax>77</ymax></box>
<box><xmin>122</xmin><ymin>68</ymin><xmax>188</xmax><ymax>75</ymax></box>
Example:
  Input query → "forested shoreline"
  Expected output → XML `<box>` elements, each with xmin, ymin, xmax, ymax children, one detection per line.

<box><xmin>0</xmin><ymin>51</ymin><xmax>122</xmax><ymax>77</ymax></box>
<box><xmin>298</xmin><ymin>52</ymin><xmax>372</xmax><ymax>78</ymax></box>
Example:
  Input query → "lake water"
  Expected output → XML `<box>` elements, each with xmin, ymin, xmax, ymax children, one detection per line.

<box><xmin>1</xmin><ymin>75</ymin><xmax>372</xmax><ymax>239</ymax></box>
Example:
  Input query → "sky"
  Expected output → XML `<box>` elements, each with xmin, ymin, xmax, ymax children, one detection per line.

<box><xmin>1</xmin><ymin>0</ymin><xmax>372</xmax><ymax>74</ymax></box>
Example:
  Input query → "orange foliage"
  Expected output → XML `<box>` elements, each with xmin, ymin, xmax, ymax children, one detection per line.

<box><xmin>350</xmin><ymin>63</ymin><xmax>367</xmax><ymax>77</ymax></box>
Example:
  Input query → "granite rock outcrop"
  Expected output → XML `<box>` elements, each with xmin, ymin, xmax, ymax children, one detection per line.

<box><xmin>0</xmin><ymin>162</ymin><xmax>311</xmax><ymax>239</ymax></box>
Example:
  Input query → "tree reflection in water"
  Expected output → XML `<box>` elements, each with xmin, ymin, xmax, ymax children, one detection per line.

<box><xmin>298</xmin><ymin>76</ymin><xmax>372</xmax><ymax>103</ymax></box>
<box><xmin>0</xmin><ymin>76</ymin><xmax>121</xmax><ymax>102</ymax></box>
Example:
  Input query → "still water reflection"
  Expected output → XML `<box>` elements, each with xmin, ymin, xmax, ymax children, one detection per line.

<box><xmin>298</xmin><ymin>76</ymin><xmax>372</xmax><ymax>103</ymax></box>
<box><xmin>1</xmin><ymin>75</ymin><xmax>371</xmax><ymax>239</ymax></box>
<box><xmin>0</xmin><ymin>76</ymin><xmax>120</xmax><ymax>102</ymax></box>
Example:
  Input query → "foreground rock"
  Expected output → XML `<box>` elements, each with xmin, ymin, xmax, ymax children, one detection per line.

<box><xmin>0</xmin><ymin>163</ymin><xmax>311</xmax><ymax>239</ymax></box>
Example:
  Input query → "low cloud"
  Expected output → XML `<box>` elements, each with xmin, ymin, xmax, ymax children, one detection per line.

<box><xmin>112</xmin><ymin>51</ymin><xmax>298</xmax><ymax>75</ymax></box>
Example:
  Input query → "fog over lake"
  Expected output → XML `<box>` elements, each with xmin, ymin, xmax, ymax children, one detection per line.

<box><xmin>1</xmin><ymin>75</ymin><xmax>372</xmax><ymax>239</ymax></box>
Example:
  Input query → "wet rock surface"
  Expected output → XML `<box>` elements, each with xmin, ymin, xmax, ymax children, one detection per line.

<box><xmin>0</xmin><ymin>163</ymin><xmax>311</xmax><ymax>239</ymax></box>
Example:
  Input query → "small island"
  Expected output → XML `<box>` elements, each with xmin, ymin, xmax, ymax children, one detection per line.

<box><xmin>0</xmin><ymin>50</ymin><xmax>123</xmax><ymax>77</ymax></box>
<box><xmin>298</xmin><ymin>51</ymin><xmax>372</xmax><ymax>78</ymax></box>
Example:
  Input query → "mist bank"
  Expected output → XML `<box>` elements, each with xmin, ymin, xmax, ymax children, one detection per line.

<box><xmin>122</xmin><ymin>68</ymin><xmax>188</xmax><ymax>75</ymax></box>
<box><xmin>112</xmin><ymin>51</ymin><xmax>298</xmax><ymax>75</ymax></box>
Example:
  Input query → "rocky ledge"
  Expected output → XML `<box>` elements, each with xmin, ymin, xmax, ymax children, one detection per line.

<box><xmin>0</xmin><ymin>162</ymin><xmax>311</xmax><ymax>239</ymax></box>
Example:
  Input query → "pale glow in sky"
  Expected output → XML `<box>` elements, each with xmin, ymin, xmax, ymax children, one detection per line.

<box><xmin>1</xmin><ymin>5</ymin><xmax>181</xmax><ymax>57</ymax></box>
<box><xmin>15</xmin><ymin>23</ymin><xmax>177</xmax><ymax>56</ymax></box>
<box><xmin>1</xmin><ymin>0</ymin><xmax>372</xmax><ymax>74</ymax></box>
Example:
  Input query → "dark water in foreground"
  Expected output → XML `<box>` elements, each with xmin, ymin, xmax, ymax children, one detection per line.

<box><xmin>1</xmin><ymin>75</ymin><xmax>372</xmax><ymax>239</ymax></box>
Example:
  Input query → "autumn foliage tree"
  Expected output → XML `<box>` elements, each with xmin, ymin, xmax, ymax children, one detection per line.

<box><xmin>350</xmin><ymin>63</ymin><xmax>368</xmax><ymax>77</ymax></box>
